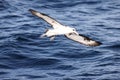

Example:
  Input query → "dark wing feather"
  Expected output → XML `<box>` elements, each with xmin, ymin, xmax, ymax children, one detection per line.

<box><xmin>29</xmin><ymin>9</ymin><xmax>63</xmax><ymax>29</ymax></box>
<box><xmin>65</xmin><ymin>33</ymin><xmax>102</xmax><ymax>46</ymax></box>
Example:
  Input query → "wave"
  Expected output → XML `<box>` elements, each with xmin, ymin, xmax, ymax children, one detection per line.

<box><xmin>17</xmin><ymin>74</ymin><xmax>47</xmax><ymax>79</ymax></box>
<box><xmin>52</xmin><ymin>50</ymin><xmax>101</xmax><ymax>59</ymax></box>
<box><xmin>0</xmin><ymin>0</ymin><xmax>120</xmax><ymax>80</ymax></box>
<box><xmin>0</xmin><ymin>55</ymin><xmax>61</xmax><ymax>69</ymax></box>
<box><xmin>0</xmin><ymin>0</ymin><xmax>10</xmax><ymax>11</ymax></box>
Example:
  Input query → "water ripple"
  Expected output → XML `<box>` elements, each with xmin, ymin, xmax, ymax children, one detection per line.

<box><xmin>0</xmin><ymin>0</ymin><xmax>10</xmax><ymax>11</ymax></box>
<box><xmin>54</xmin><ymin>65</ymin><xmax>78</xmax><ymax>70</ymax></box>
<box><xmin>17</xmin><ymin>74</ymin><xmax>47</xmax><ymax>79</ymax></box>
<box><xmin>53</xmin><ymin>50</ymin><xmax>101</xmax><ymax>59</ymax></box>
<box><xmin>0</xmin><ymin>0</ymin><xmax>120</xmax><ymax>80</ymax></box>
<box><xmin>47</xmin><ymin>72</ymin><xmax>65</xmax><ymax>77</ymax></box>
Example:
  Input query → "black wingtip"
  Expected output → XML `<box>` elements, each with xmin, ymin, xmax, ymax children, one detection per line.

<box><xmin>28</xmin><ymin>9</ymin><xmax>36</xmax><ymax>12</ymax></box>
<box><xmin>29</xmin><ymin>9</ymin><xmax>37</xmax><ymax>13</ymax></box>
<box><xmin>92</xmin><ymin>41</ymin><xmax>102</xmax><ymax>47</ymax></box>
<box><xmin>29</xmin><ymin>9</ymin><xmax>33</xmax><ymax>12</ymax></box>
<box><xmin>98</xmin><ymin>42</ymin><xmax>102</xmax><ymax>45</ymax></box>
<box><xmin>29</xmin><ymin>9</ymin><xmax>39</xmax><ymax>16</ymax></box>
<box><xmin>29</xmin><ymin>9</ymin><xmax>32</xmax><ymax>12</ymax></box>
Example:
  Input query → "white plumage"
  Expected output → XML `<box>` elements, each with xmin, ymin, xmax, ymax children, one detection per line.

<box><xmin>29</xmin><ymin>9</ymin><xmax>102</xmax><ymax>46</ymax></box>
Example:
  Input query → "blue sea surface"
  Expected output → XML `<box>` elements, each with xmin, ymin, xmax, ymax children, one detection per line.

<box><xmin>0</xmin><ymin>0</ymin><xmax>120</xmax><ymax>80</ymax></box>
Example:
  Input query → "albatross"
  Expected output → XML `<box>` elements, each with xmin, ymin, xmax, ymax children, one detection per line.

<box><xmin>29</xmin><ymin>9</ymin><xmax>102</xmax><ymax>46</ymax></box>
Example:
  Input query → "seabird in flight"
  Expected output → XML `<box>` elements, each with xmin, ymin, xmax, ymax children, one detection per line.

<box><xmin>29</xmin><ymin>9</ymin><xmax>102</xmax><ymax>46</ymax></box>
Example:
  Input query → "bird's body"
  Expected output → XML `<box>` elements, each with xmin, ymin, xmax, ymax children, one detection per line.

<box><xmin>29</xmin><ymin>9</ymin><xmax>102</xmax><ymax>46</ymax></box>
<box><xmin>44</xmin><ymin>26</ymin><xmax>78</xmax><ymax>37</ymax></box>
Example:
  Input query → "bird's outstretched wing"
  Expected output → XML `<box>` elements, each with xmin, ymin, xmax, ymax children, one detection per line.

<box><xmin>65</xmin><ymin>33</ymin><xmax>101</xmax><ymax>46</ymax></box>
<box><xmin>29</xmin><ymin>9</ymin><xmax>64</xmax><ymax>29</ymax></box>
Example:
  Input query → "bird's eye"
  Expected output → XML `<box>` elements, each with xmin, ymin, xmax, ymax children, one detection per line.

<box><xmin>73</xmin><ymin>29</ymin><xmax>75</xmax><ymax>31</ymax></box>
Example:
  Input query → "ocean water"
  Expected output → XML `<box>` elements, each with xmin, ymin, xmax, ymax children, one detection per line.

<box><xmin>0</xmin><ymin>0</ymin><xmax>120</xmax><ymax>80</ymax></box>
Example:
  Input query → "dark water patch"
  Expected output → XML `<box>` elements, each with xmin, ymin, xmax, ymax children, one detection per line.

<box><xmin>113</xmin><ymin>55</ymin><xmax>120</xmax><ymax>62</ymax></box>
<box><xmin>0</xmin><ymin>44</ymin><xmax>21</xmax><ymax>55</ymax></box>
<box><xmin>98</xmin><ymin>79</ymin><xmax>117</xmax><ymax>80</ymax></box>
<box><xmin>0</xmin><ymin>32</ymin><xmax>52</xmax><ymax>54</ymax></box>
<box><xmin>0</xmin><ymin>44</ymin><xmax>60</xmax><ymax>69</ymax></box>
<box><xmin>5</xmin><ymin>53</ymin><xmax>29</xmax><ymax>60</ymax></box>
<box><xmin>47</xmin><ymin>72</ymin><xmax>65</xmax><ymax>77</ymax></box>
<box><xmin>15</xmin><ymin>35</ymin><xmax>32</xmax><ymax>42</ymax></box>
<box><xmin>18</xmin><ymin>24</ymin><xmax>32</xmax><ymax>30</ymax></box>
<box><xmin>17</xmin><ymin>74</ymin><xmax>47</xmax><ymax>79</ymax></box>
<box><xmin>42</xmin><ymin>0</ymin><xmax>102</xmax><ymax>9</ymax></box>
<box><xmin>0</xmin><ymin>64</ymin><xmax>14</xmax><ymax>69</ymax></box>
<box><xmin>95</xmin><ymin>6</ymin><xmax>111</xmax><ymax>12</ymax></box>
<box><xmin>26</xmin><ymin>58</ymin><xmax>60</xmax><ymax>66</ymax></box>
<box><xmin>101</xmin><ymin>71</ymin><xmax>120</xmax><ymax>76</ymax></box>
<box><xmin>105</xmin><ymin>27</ymin><xmax>120</xmax><ymax>30</ymax></box>
<box><xmin>105</xmin><ymin>71</ymin><xmax>120</xmax><ymax>74</ymax></box>
<box><xmin>74</xmin><ymin>71</ymin><xmax>120</xmax><ymax>79</ymax></box>
<box><xmin>105</xmin><ymin>17</ymin><xmax>120</xmax><ymax>22</ymax></box>
<box><xmin>38</xmin><ymin>0</ymin><xmax>62</xmax><ymax>3</ymax></box>
<box><xmin>3</xmin><ymin>79</ymin><xmax>19</xmax><ymax>80</ymax></box>
<box><xmin>0</xmin><ymin>71</ymin><xmax>8</xmax><ymax>75</ymax></box>
<box><xmin>0</xmin><ymin>0</ymin><xmax>10</xmax><ymax>11</ymax></box>
<box><xmin>13</xmin><ymin>33</ymin><xmax>56</xmax><ymax>48</ymax></box>
<box><xmin>108</xmin><ymin>5</ymin><xmax>120</xmax><ymax>9</ymax></box>
<box><xmin>40</xmin><ymin>1</ymin><xmax>80</xmax><ymax>9</ymax></box>
<box><xmin>0</xmin><ymin>27</ymin><xmax>11</xmax><ymax>30</ymax></box>
<box><xmin>40</xmin><ymin>0</ymin><xmax>101</xmax><ymax>5</ymax></box>
<box><xmin>63</xmin><ymin>77</ymin><xmax>93</xmax><ymax>80</ymax></box>
<box><xmin>76</xmin><ymin>73</ymin><xmax>100</xmax><ymax>77</ymax></box>
<box><xmin>96</xmin><ymin>62</ymin><xmax>114</xmax><ymax>67</ymax></box>
<box><xmin>0</xmin><ymin>57</ymin><xmax>61</xmax><ymax>69</ymax></box>
<box><xmin>81</xmin><ymin>11</ymin><xmax>91</xmax><ymax>15</ymax></box>
<box><xmin>1</xmin><ymin>14</ymin><xmax>23</xmax><ymax>20</ymax></box>
<box><xmin>53</xmin><ymin>50</ymin><xmax>101</xmax><ymax>59</ymax></box>
<box><xmin>79</xmin><ymin>0</ymin><xmax>102</xmax><ymax>5</ymax></box>
<box><xmin>63</xmin><ymin>77</ymin><xmax>75</xmax><ymax>80</ymax></box>
<box><xmin>12</xmin><ymin>33</ymin><xmax>41</xmax><ymax>46</ymax></box>
<box><xmin>96</xmin><ymin>54</ymin><xmax>120</xmax><ymax>67</ymax></box>
<box><xmin>13</xmin><ymin>32</ymin><xmax>39</xmax><ymax>41</ymax></box>
<box><xmin>92</xmin><ymin>21</ymin><xmax>107</xmax><ymax>27</ymax></box>
<box><xmin>97</xmin><ymin>55</ymin><xmax>116</xmax><ymax>63</ymax></box>
<box><xmin>102</xmin><ymin>44</ymin><xmax>120</xmax><ymax>51</ymax></box>
<box><xmin>78</xmin><ymin>78</ymin><xmax>93</xmax><ymax>80</ymax></box>
<box><xmin>54</xmin><ymin>65</ymin><xmax>78</xmax><ymax>70</ymax></box>
<box><xmin>0</xmin><ymin>36</ymin><xmax>11</xmax><ymax>41</ymax></box>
